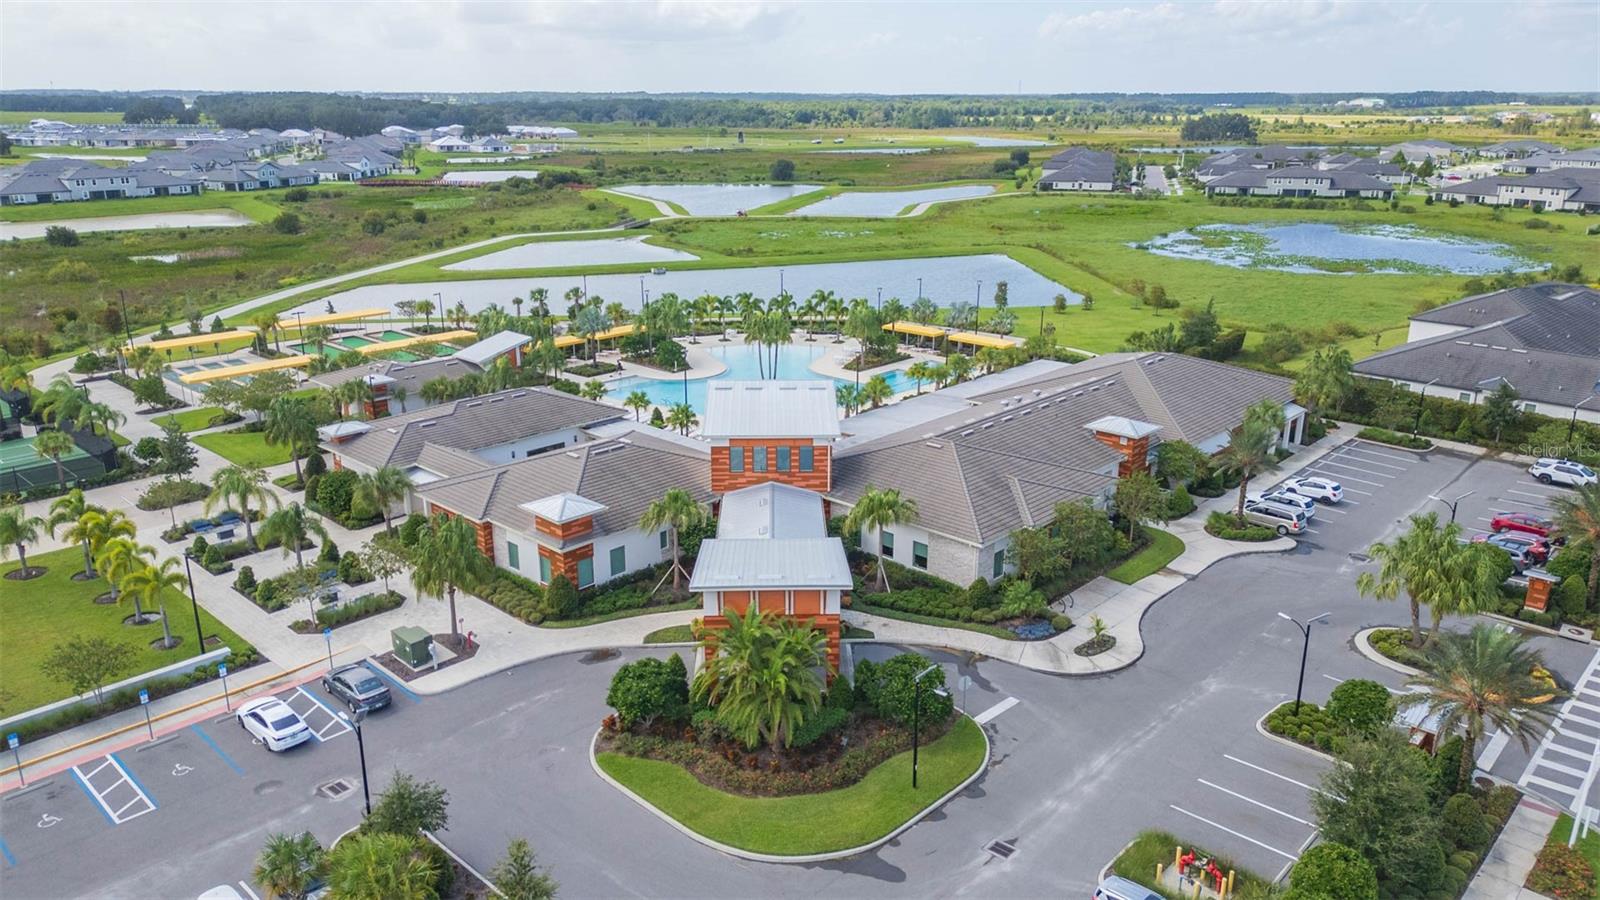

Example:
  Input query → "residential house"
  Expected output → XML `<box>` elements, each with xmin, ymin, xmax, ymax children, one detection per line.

<box><xmin>1433</xmin><ymin>167</ymin><xmax>1600</xmax><ymax>213</ymax></box>
<box><xmin>428</xmin><ymin>136</ymin><xmax>471</xmax><ymax>153</ymax></box>
<box><xmin>1353</xmin><ymin>283</ymin><xmax>1600</xmax><ymax>425</ymax></box>
<box><xmin>469</xmin><ymin>137</ymin><xmax>512</xmax><ymax>154</ymax></box>
<box><xmin>1378</xmin><ymin>140</ymin><xmax>1463</xmax><ymax>164</ymax></box>
<box><xmin>1203</xmin><ymin>166</ymin><xmax>1394</xmax><ymax>199</ymax></box>
<box><xmin>1037</xmin><ymin>147</ymin><xmax>1116</xmax><ymax>191</ymax></box>
<box><xmin>1476</xmin><ymin>140</ymin><xmax>1561</xmax><ymax>159</ymax></box>
<box><xmin>1193</xmin><ymin>145</ymin><xmax>1318</xmax><ymax>183</ymax></box>
<box><xmin>1502</xmin><ymin>147</ymin><xmax>1600</xmax><ymax>174</ymax></box>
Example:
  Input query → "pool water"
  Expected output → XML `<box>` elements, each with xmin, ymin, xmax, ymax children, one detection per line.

<box><xmin>607</xmin><ymin>343</ymin><xmax>915</xmax><ymax>412</ymax></box>
<box><xmin>1138</xmin><ymin>223</ymin><xmax>1537</xmax><ymax>275</ymax></box>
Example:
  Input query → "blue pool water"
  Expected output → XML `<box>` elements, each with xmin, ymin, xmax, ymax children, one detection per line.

<box><xmin>608</xmin><ymin>343</ymin><xmax>916</xmax><ymax>412</ymax></box>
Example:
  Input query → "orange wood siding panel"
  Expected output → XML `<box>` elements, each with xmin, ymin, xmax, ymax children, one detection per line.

<box><xmin>535</xmin><ymin>515</ymin><xmax>593</xmax><ymax>541</ymax></box>
<box><xmin>711</xmin><ymin>439</ymin><xmax>831</xmax><ymax>493</ymax></box>
<box><xmin>721</xmin><ymin>591</ymin><xmax>751</xmax><ymax>615</ymax></box>
<box><xmin>791</xmin><ymin>590</ymin><xmax>823</xmax><ymax>616</ymax></box>
<box><xmin>758</xmin><ymin>590</ymin><xmax>786</xmax><ymax>614</ymax></box>
<box><xmin>1091</xmin><ymin>432</ymin><xmax>1150</xmax><ymax>476</ymax></box>
<box><xmin>537</xmin><ymin>542</ymin><xmax>593</xmax><ymax>583</ymax></box>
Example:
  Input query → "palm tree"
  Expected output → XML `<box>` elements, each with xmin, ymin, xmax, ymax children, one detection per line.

<box><xmin>302</xmin><ymin>325</ymin><xmax>330</xmax><ymax>359</ymax></box>
<box><xmin>927</xmin><ymin>362</ymin><xmax>951</xmax><ymax>389</ymax></box>
<box><xmin>574</xmin><ymin>305</ymin><xmax>609</xmax><ymax>361</ymax></box>
<box><xmin>355</xmin><ymin>466</ymin><xmax>413</xmax><ymax>534</ymax></box>
<box><xmin>335</xmin><ymin>380</ymin><xmax>374</xmax><ymax>421</ymax></box>
<box><xmin>414</xmin><ymin>299</ymin><xmax>436</xmax><ymax>331</ymax></box>
<box><xmin>1294</xmin><ymin>345</ymin><xmax>1356</xmax><ymax>418</ymax></box>
<box><xmin>821</xmin><ymin>291</ymin><xmax>846</xmax><ymax>342</ymax></box>
<box><xmin>905</xmin><ymin>361</ymin><xmax>934</xmax><ymax>395</ymax></box>
<box><xmin>692</xmin><ymin>293</ymin><xmax>717</xmax><ymax>344</ymax></box>
<box><xmin>74</xmin><ymin>399</ymin><xmax>125</xmax><ymax>439</ymax></box>
<box><xmin>77</xmin><ymin>508</ymin><xmax>135</xmax><ymax>573</ymax></box>
<box><xmin>845</xmin><ymin>485</ymin><xmax>919</xmax><ymax>592</ymax></box>
<box><xmin>1357</xmin><ymin>512</ymin><xmax>1488</xmax><ymax>648</ymax></box>
<box><xmin>391</xmin><ymin>385</ymin><xmax>409</xmax><ymax>413</ymax></box>
<box><xmin>638</xmin><ymin>488</ymin><xmax>707</xmax><ymax>594</ymax></box>
<box><xmin>95</xmin><ymin>536</ymin><xmax>149</xmax><ymax>618</ymax></box>
<box><xmin>32</xmin><ymin>429</ymin><xmax>77</xmax><ymax>488</ymax></box>
<box><xmin>861</xmin><ymin>374</ymin><xmax>893</xmax><ymax>409</ymax></box>
<box><xmin>410</xmin><ymin>514</ymin><xmax>489</xmax><ymax>646</ymax></box>
<box><xmin>1214</xmin><ymin>418</ymin><xmax>1278</xmax><ymax>520</ymax></box>
<box><xmin>692</xmin><ymin>606</ymin><xmax>826</xmax><ymax>750</ymax></box>
<box><xmin>254</xmin><ymin>831</ymin><xmax>326</xmax><ymax>900</ymax></box>
<box><xmin>35</xmin><ymin>374</ymin><xmax>88</xmax><ymax>429</ymax></box>
<box><xmin>46</xmin><ymin>489</ymin><xmax>98</xmax><ymax>579</ymax></box>
<box><xmin>1550</xmin><ymin>484</ymin><xmax>1600</xmax><ymax>605</ymax></box>
<box><xmin>623</xmin><ymin>390</ymin><xmax>651</xmax><ymax>421</ymax></box>
<box><xmin>0</xmin><ymin>505</ymin><xmax>45</xmax><ymax>578</ymax></box>
<box><xmin>835</xmin><ymin>383</ymin><xmax>861</xmax><ymax>416</ymax></box>
<box><xmin>259</xmin><ymin>503</ymin><xmax>330</xmax><ymax>571</ymax></box>
<box><xmin>798</xmin><ymin>293</ymin><xmax>823</xmax><ymax>341</ymax></box>
<box><xmin>945</xmin><ymin>353</ymin><xmax>974</xmax><ymax>384</ymax></box>
<box><xmin>579</xmin><ymin>380</ymin><xmax>607</xmax><ymax>402</ymax></box>
<box><xmin>264</xmin><ymin>396</ymin><xmax>318</xmax><ymax>484</ymax></box>
<box><xmin>252</xmin><ymin>312</ymin><xmax>281</xmax><ymax>353</ymax></box>
<box><xmin>666</xmin><ymin>403</ymin><xmax>697</xmax><ymax>436</ymax></box>
<box><xmin>121</xmin><ymin>556</ymin><xmax>188</xmax><ymax>650</ymax></box>
<box><xmin>207</xmin><ymin>464</ymin><xmax>276</xmax><ymax>546</ymax></box>
<box><xmin>1401</xmin><ymin>625</ymin><xmax>1562</xmax><ymax>788</ymax></box>
<box><xmin>325</xmin><ymin>832</ymin><xmax>440</xmax><ymax>900</ymax></box>
<box><xmin>715</xmin><ymin>294</ymin><xmax>736</xmax><ymax>340</ymax></box>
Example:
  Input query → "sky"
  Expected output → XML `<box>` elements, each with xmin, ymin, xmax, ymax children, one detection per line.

<box><xmin>4</xmin><ymin>0</ymin><xmax>1598</xmax><ymax>96</ymax></box>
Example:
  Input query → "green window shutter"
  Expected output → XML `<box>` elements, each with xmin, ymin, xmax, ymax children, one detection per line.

<box><xmin>610</xmin><ymin>545</ymin><xmax>626</xmax><ymax>576</ymax></box>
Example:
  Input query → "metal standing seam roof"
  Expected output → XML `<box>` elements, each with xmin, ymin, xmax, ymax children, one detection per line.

<box><xmin>308</xmin><ymin>357</ymin><xmax>484</xmax><ymax>393</ymax></box>
<box><xmin>277</xmin><ymin>308</ymin><xmax>390</xmax><ymax>329</ymax></box>
<box><xmin>178</xmin><ymin>355</ymin><xmax>313</xmax><ymax>384</ymax></box>
<box><xmin>452</xmin><ymin>330</ymin><xmax>532</xmax><ymax>368</ymax></box>
<box><xmin>700</xmin><ymin>381</ymin><xmax>842</xmax><ymax>439</ymax></box>
<box><xmin>715</xmin><ymin>482</ymin><xmax>829</xmax><ymax>539</ymax></box>
<box><xmin>131</xmin><ymin>330</ymin><xmax>255</xmax><ymax>353</ymax></box>
<box><xmin>688</xmin><ymin>539</ymin><xmax>854</xmax><ymax>591</ymax></box>
<box><xmin>356</xmin><ymin>330</ymin><xmax>477</xmax><ymax>356</ymax></box>
<box><xmin>521</xmin><ymin>492</ymin><xmax>607</xmax><ymax>524</ymax></box>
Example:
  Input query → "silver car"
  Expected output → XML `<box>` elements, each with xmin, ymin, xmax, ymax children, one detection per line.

<box><xmin>1243</xmin><ymin>500</ymin><xmax>1308</xmax><ymax>535</ymax></box>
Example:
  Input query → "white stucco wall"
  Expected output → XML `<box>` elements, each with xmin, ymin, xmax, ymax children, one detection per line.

<box><xmin>1406</xmin><ymin>320</ymin><xmax>1467</xmax><ymax>343</ymax></box>
<box><xmin>472</xmin><ymin>426</ymin><xmax>585</xmax><ymax>465</ymax></box>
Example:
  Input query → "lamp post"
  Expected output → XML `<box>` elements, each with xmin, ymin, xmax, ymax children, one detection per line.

<box><xmin>1567</xmin><ymin>383</ymin><xmax>1600</xmax><ymax>444</ymax></box>
<box><xmin>911</xmin><ymin>664</ymin><xmax>949</xmax><ymax>789</ymax></box>
<box><xmin>1427</xmin><ymin>490</ymin><xmax>1474</xmax><ymax>525</ymax></box>
<box><xmin>1413</xmin><ymin>378</ymin><xmax>1439</xmax><ymax>437</ymax></box>
<box><xmin>916</xmin><ymin>277</ymin><xmax>922</xmax><ymax>301</ymax></box>
<box><xmin>181</xmin><ymin>550</ymin><xmax>205</xmax><ymax>652</ymax></box>
<box><xmin>975</xmin><ymin>280</ymin><xmax>982</xmax><ymax>325</ymax></box>
<box><xmin>1277</xmin><ymin>612</ymin><xmax>1330</xmax><ymax>715</ymax></box>
<box><xmin>876</xmin><ymin>287</ymin><xmax>882</xmax><ymax>311</ymax></box>
<box><xmin>339</xmin><ymin>708</ymin><xmax>372</xmax><ymax>815</ymax></box>
<box><xmin>778</xmin><ymin>268</ymin><xmax>784</xmax><ymax>296</ymax></box>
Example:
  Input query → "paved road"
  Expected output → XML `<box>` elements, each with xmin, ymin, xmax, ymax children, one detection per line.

<box><xmin>5</xmin><ymin>439</ymin><xmax>1596</xmax><ymax>898</ymax></box>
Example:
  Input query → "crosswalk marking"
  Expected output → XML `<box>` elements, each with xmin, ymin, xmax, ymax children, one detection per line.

<box><xmin>1519</xmin><ymin>647</ymin><xmax>1600</xmax><ymax>813</ymax></box>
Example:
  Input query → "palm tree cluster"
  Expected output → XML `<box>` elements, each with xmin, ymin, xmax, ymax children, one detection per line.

<box><xmin>1356</xmin><ymin>512</ymin><xmax>1507</xmax><ymax>647</ymax></box>
<box><xmin>692</xmin><ymin>606</ymin><xmax>828</xmax><ymax>751</ymax></box>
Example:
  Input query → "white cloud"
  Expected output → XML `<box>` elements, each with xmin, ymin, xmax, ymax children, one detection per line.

<box><xmin>1039</xmin><ymin>3</ymin><xmax>1180</xmax><ymax>39</ymax></box>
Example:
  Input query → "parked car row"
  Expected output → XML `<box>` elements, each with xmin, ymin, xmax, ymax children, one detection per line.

<box><xmin>235</xmin><ymin>664</ymin><xmax>392</xmax><ymax>754</ymax></box>
<box><xmin>1240</xmin><ymin>476</ymin><xmax>1347</xmax><ymax>536</ymax></box>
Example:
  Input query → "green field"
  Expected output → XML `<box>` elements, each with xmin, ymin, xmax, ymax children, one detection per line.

<box><xmin>152</xmin><ymin>405</ymin><xmax>231</xmax><ymax>433</ymax></box>
<box><xmin>1107</xmin><ymin>528</ymin><xmax>1186</xmax><ymax>584</ymax></box>
<box><xmin>0</xmin><ymin>546</ymin><xmax>253</xmax><ymax>716</ymax></box>
<box><xmin>0</xmin><ymin>191</ymin><xmax>283</xmax><ymax>223</ymax></box>
<box><xmin>192</xmin><ymin>429</ymin><xmax>292</xmax><ymax>467</ymax></box>
<box><xmin>596</xmin><ymin>715</ymin><xmax>985</xmax><ymax>855</ymax></box>
<box><xmin>0</xmin><ymin>110</ymin><xmax>131</xmax><ymax>125</ymax></box>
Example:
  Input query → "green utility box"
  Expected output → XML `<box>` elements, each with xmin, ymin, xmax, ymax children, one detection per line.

<box><xmin>392</xmin><ymin>626</ymin><xmax>433</xmax><ymax>668</ymax></box>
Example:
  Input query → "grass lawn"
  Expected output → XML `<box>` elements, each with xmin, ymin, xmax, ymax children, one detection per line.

<box><xmin>1107</xmin><ymin>528</ymin><xmax>1185</xmax><ymax>585</ymax></box>
<box><xmin>191</xmin><ymin>429</ymin><xmax>292</xmax><ymax>467</ymax></box>
<box><xmin>1109</xmin><ymin>830</ymin><xmax>1271</xmax><ymax>899</ymax></box>
<box><xmin>643</xmin><ymin>624</ymin><xmax>696</xmax><ymax>644</ymax></box>
<box><xmin>596</xmin><ymin>715</ymin><xmax>985</xmax><ymax>855</ymax></box>
<box><xmin>0</xmin><ymin>191</ymin><xmax>281</xmax><ymax>223</ymax></box>
<box><xmin>0</xmin><ymin>546</ymin><xmax>253</xmax><ymax>717</ymax></box>
<box><xmin>540</xmin><ymin>599</ymin><xmax>699</xmax><ymax>629</ymax></box>
<box><xmin>1534</xmin><ymin>814</ymin><xmax>1600</xmax><ymax>894</ymax></box>
<box><xmin>153</xmin><ymin>406</ymin><xmax>230</xmax><ymax>433</ymax></box>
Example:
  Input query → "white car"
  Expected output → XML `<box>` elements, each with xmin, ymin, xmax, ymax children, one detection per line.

<box><xmin>1530</xmin><ymin>458</ymin><xmax>1598</xmax><ymax>488</ymax></box>
<box><xmin>237</xmin><ymin>697</ymin><xmax>312</xmax><ymax>752</ymax></box>
<box><xmin>1282</xmin><ymin>475</ymin><xmax>1344</xmax><ymax>504</ymax></box>
<box><xmin>1248</xmin><ymin>488</ymin><xmax>1316</xmax><ymax>518</ymax></box>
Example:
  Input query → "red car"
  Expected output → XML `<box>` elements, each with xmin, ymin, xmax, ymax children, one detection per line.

<box><xmin>1491</xmin><ymin>512</ymin><xmax>1554</xmax><ymax>539</ymax></box>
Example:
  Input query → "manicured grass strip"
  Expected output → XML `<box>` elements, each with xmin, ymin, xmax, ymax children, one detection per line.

<box><xmin>191</xmin><ymin>430</ymin><xmax>292</xmax><ymax>467</ymax></box>
<box><xmin>0</xmin><ymin>547</ymin><xmax>253</xmax><ymax>717</ymax></box>
<box><xmin>153</xmin><ymin>406</ymin><xmax>230</xmax><ymax>434</ymax></box>
<box><xmin>643</xmin><ymin>624</ymin><xmax>696</xmax><ymax>644</ymax></box>
<box><xmin>1110</xmin><ymin>829</ymin><xmax>1271</xmax><ymax>900</ymax></box>
<box><xmin>597</xmin><ymin>716</ymin><xmax>985</xmax><ymax>855</ymax></box>
<box><xmin>1107</xmin><ymin>527</ymin><xmax>1185</xmax><ymax>585</ymax></box>
<box><xmin>540</xmin><ymin>599</ymin><xmax>699</xmax><ymax>630</ymax></box>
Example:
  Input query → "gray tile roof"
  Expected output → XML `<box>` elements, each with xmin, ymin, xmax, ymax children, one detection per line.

<box><xmin>1356</xmin><ymin>283</ymin><xmax>1600</xmax><ymax>409</ymax></box>
<box><xmin>1039</xmin><ymin>147</ymin><xmax>1115</xmax><ymax>184</ymax></box>
<box><xmin>413</xmin><ymin>429</ymin><xmax>712</xmax><ymax>537</ymax></box>
<box><xmin>1438</xmin><ymin>167</ymin><xmax>1600</xmax><ymax>206</ymax></box>
<box><xmin>323</xmin><ymin>386</ymin><xmax>623</xmax><ymax>470</ymax></box>
<box><xmin>831</xmin><ymin>352</ymin><xmax>1293</xmax><ymax>544</ymax></box>
<box><xmin>1206</xmin><ymin>166</ymin><xmax>1391</xmax><ymax>193</ymax></box>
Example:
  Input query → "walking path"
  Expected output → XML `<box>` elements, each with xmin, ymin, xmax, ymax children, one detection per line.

<box><xmin>1462</xmin><ymin>797</ymin><xmax>1560</xmax><ymax>900</ymax></box>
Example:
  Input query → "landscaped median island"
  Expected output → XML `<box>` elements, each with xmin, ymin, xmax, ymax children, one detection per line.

<box><xmin>592</xmin><ymin>618</ymin><xmax>987</xmax><ymax>858</ymax></box>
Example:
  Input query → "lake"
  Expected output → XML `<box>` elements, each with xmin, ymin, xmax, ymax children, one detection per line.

<box><xmin>608</xmin><ymin>183</ymin><xmax>823</xmax><ymax>216</ymax></box>
<box><xmin>440</xmin><ymin>170</ymin><xmax>539</xmax><ymax>184</ymax></box>
<box><xmin>949</xmin><ymin>135</ymin><xmax>1052</xmax><ymax>147</ymax></box>
<box><xmin>1136</xmin><ymin>223</ymin><xmax>1537</xmax><ymax>275</ymax></box>
<box><xmin>609</xmin><ymin>344</ymin><xmax>915</xmax><ymax>413</ymax></box>
<box><xmin>287</xmin><ymin>254</ymin><xmax>1080</xmax><ymax>318</ymax></box>
<box><xmin>790</xmin><ymin>185</ymin><xmax>996</xmax><ymax>217</ymax></box>
<box><xmin>444</xmin><ymin>236</ymin><xmax>699</xmax><ymax>271</ymax></box>
<box><xmin>0</xmin><ymin>209</ymin><xmax>255</xmax><ymax>240</ymax></box>
<box><xmin>810</xmin><ymin>148</ymin><xmax>931</xmax><ymax>155</ymax></box>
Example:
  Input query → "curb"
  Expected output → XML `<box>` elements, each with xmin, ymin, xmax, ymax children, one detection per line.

<box><xmin>423</xmin><ymin>829</ymin><xmax>505</xmax><ymax>898</ymax></box>
<box><xmin>1351</xmin><ymin>626</ymin><xmax>1424</xmax><ymax>676</ymax></box>
<box><xmin>1097</xmin><ymin>838</ymin><xmax>1139</xmax><ymax>883</ymax></box>
<box><xmin>1253</xmin><ymin>706</ymin><xmax>1337</xmax><ymax>764</ymax></box>
<box><xmin>588</xmin><ymin>715</ymin><xmax>991</xmax><ymax>864</ymax></box>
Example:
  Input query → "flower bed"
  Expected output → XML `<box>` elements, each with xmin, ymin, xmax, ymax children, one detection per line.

<box><xmin>290</xmin><ymin>590</ymin><xmax>405</xmax><ymax>633</ymax></box>
<box><xmin>1356</xmin><ymin>426</ymin><xmax>1433</xmax><ymax>451</ymax></box>
<box><xmin>1073</xmin><ymin>634</ymin><xmax>1116</xmax><ymax>657</ymax></box>
<box><xmin>1263</xmin><ymin>700</ymin><xmax>1342</xmax><ymax>754</ymax></box>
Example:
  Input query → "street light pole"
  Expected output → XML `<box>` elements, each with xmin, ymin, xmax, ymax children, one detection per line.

<box><xmin>1567</xmin><ymin>385</ymin><xmax>1600</xmax><ymax>444</ymax></box>
<box><xmin>1428</xmin><ymin>490</ymin><xmax>1475</xmax><ymax>525</ymax></box>
<box><xmin>1278</xmin><ymin>612</ymin><xmax>1330</xmax><ymax>715</ymax></box>
<box><xmin>181</xmin><ymin>551</ymin><xmax>205</xmax><ymax>652</ymax></box>
<box><xmin>911</xmin><ymin>664</ymin><xmax>948</xmax><ymax>789</ymax></box>
<box><xmin>340</xmin><ymin>709</ymin><xmax>372</xmax><ymax>815</ymax></box>
<box><xmin>1413</xmin><ymin>378</ymin><xmax>1439</xmax><ymax>437</ymax></box>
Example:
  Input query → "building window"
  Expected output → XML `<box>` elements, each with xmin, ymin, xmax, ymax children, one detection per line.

<box><xmin>610</xmin><ymin>546</ymin><xmax>626</xmax><ymax>577</ymax></box>
<box><xmin>577</xmin><ymin>557</ymin><xmax>594</xmax><ymax>589</ymax></box>
<box><xmin>913</xmin><ymin>541</ymin><xmax>929</xmax><ymax>570</ymax></box>
<box><xmin>993</xmin><ymin>550</ymin><xmax>1005</xmax><ymax>579</ymax></box>
<box><xmin>799</xmin><ymin>446</ymin><xmax>814</xmax><ymax>472</ymax></box>
<box><xmin>538</xmin><ymin>555</ymin><xmax>551</xmax><ymax>584</ymax></box>
<box><xmin>776</xmin><ymin>446</ymin><xmax>791</xmax><ymax>471</ymax></box>
<box><xmin>728</xmin><ymin>447</ymin><xmax>744</xmax><ymax>472</ymax></box>
<box><xmin>659</xmin><ymin>529</ymin><xmax>668</xmax><ymax>549</ymax></box>
<box><xmin>1522</xmin><ymin>402</ymin><xmax>1537</xmax><ymax>413</ymax></box>
<box><xmin>752</xmin><ymin>445</ymin><xmax>767</xmax><ymax>472</ymax></box>
<box><xmin>881</xmin><ymin>530</ymin><xmax>894</xmax><ymax>558</ymax></box>
<box><xmin>506</xmin><ymin>541</ymin><xmax>520</xmax><ymax>571</ymax></box>
<box><xmin>1458</xmin><ymin>392</ymin><xmax>1472</xmax><ymax>403</ymax></box>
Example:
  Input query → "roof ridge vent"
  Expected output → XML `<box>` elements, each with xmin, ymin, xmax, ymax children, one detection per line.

<box><xmin>511</xmin><ymin>391</ymin><xmax>527</xmax><ymax>397</ymax></box>
<box><xmin>925</xmin><ymin>441</ymin><xmax>944</xmax><ymax>449</ymax></box>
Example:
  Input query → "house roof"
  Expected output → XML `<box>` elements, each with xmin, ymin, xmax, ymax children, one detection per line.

<box><xmin>452</xmin><ymin>330</ymin><xmax>532</xmax><ymax>368</ymax></box>
<box><xmin>716</xmin><ymin>482</ymin><xmax>829</xmax><ymax>540</ymax></box>
<box><xmin>830</xmin><ymin>352</ymin><xmax>1294</xmax><ymax>544</ymax></box>
<box><xmin>690</xmin><ymin>482</ymin><xmax>850</xmax><ymax>591</ymax></box>
<box><xmin>1438</xmin><ymin>167</ymin><xmax>1600</xmax><ymax>205</ymax></box>
<box><xmin>521</xmin><ymin>492</ymin><xmax>607</xmax><ymax>524</ymax></box>
<box><xmin>1084</xmin><ymin>415</ymin><xmax>1162</xmax><ymax>440</ymax></box>
<box><xmin>700</xmin><ymin>381</ymin><xmax>841</xmax><ymax>439</ymax></box>
<box><xmin>323</xmin><ymin>386</ymin><xmax>623</xmax><ymax>469</ymax></box>
<box><xmin>308</xmin><ymin>357</ymin><xmax>484</xmax><ymax>394</ymax></box>
<box><xmin>1039</xmin><ymin>147</ymin><xmax>1115</xmax><ymax>183</ymax></box>
<box><xmin>1207</xmin><ymin>166</ymin><xmax>1391</xmax><ymax>192</ymax></box>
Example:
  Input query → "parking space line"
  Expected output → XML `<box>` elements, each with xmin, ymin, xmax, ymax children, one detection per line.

<box><xmin>1545</xmin><ymin>744</ymin><xmax>1593</xmax><ymax>764</ymax></box>
<box><xmin>69</xmin><ymin>766</ymin><xmax>116</xmax><ymax>826</ymax></box>
<box><xmin>973</xmin><ymin>697</ymin><xmax>1019</xmax><ymax>725</ymax></box>
<box><xmin>364</xmin><ymin>661</ymin><xmax>420</xmax><ymax>704</ymax></box>
<box><xmin>191</xmin><ymin>724</ymin><xmax>245</xmax><ymax>775</ymax></box>
<box><xmin>81</xmin><ymin>759</ymin><xmax>113</xmax><ymax>779</ymax></box>
<box><xmin>237</xmin><ymin>881</ymin><xmax>261</xmax><ymax>900</ymax></box>
<box><xmin>1525</xmin><ymin>775</ymin><xmax>1580</xmax><ymax>799</ymax></box>
<box><xmin>1534</xmin><ymin>758</ymin><xmax>1590</xmax><ymax>779</ymax></box>
<box><xmin>1327</xmin><ymin>452</ymin><xmax>1409</xmax><ymax>471</ymax></box>
<box><xmin>294</xmin><ymin>687</ymin><xmax>352</xmax><ymax>741</ymax></box>
<box><xmin>1314</xmin><ymin>506</ymin><xmax>1347</xmax><ymax>515</ymax></box>
<box><xmin>1347</xmin><ymin>442</ymin><xmax>1416</xmax><ymax>463</ymax></box>
<box><xmin>1196</xmin><ymin>779</ymin><xmax>1314</xmax><ymax>826</ymax></box>
<box><xmin>1307</xmin><ymin>462</ymin><xmax>1390</xmax><ymax>484</ymax></box>
<box><xmin>1168</xmin><ymin>805</ymin><xmax>1298</xmax><ymax>861</ymax></box>
<box><xmin>0</xmin><ymin>836</ymin><xmax>14</xmax><ymax>867</ymax></box>
<box><xmin>1305</xmin><ymin>473</ymin><xmax>1373</xmax><ymax>495</ymax></box>
<box><xmin>1223</xmin><ymin>755</ymin><xmax>1328</xmax><ymax>796</ymax></box>
<box><xmin>1505</xmin><ymin>489</ymin><xmax>1558</xmax><ymax>502</ymax></box>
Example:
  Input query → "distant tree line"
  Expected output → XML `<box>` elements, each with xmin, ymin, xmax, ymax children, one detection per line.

<box><xmin>1179</xmin><ymin>112</ymin><xmax>1259</xmax><ymax>142</ymax></box>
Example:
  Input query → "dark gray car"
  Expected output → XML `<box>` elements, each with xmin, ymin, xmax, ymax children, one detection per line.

<box><xmin>321</xmin><ymin>664</ymin><xmax>391</xmax><ymax>712</ymax></box>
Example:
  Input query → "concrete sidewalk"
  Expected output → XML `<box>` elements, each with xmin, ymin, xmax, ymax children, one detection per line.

<box><xmin>1463</xmin><ymin>797</ymin><xmax>1560</xmax><ymax>900</ymax></box>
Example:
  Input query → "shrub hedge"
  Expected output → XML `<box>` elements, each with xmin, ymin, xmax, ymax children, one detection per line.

<box><xmin>1264</xmin><ymin>700</ymin><xmax>1342</xmax><ymax>754</ymax></box>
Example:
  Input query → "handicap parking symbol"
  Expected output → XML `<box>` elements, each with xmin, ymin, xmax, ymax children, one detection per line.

<box><xmin>172</xmin><ymin>763</ymin><xmax>194</xmax><ymax>777</ymax></box>
<box><xmin>36</xmin><ymin>813</ymin><xmax>61</xmax><ymax>829</ymax></box>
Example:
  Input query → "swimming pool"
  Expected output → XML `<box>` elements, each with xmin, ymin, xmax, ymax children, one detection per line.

<box><xmin>607</xmin><ymin>343</ymin><xmax>915</xmax><ymax>412</ymax></box>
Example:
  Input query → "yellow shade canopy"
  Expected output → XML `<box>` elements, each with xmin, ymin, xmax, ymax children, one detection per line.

<box><xmin>595</xmin><ymin>323</ymin><xmax>642</xmax><ymax>342</ymax></box>
<box><xmin>883</xmin><ymin>321</ymin><xmax>946</xmax><ymax>339</ymax></box>
<box><xmin>947</xmin><ymin>331</ymin><xmax>1016</xmax><ymax>350</ymax></box>
<box><xmin>130</xmin><ymin>330</ymin><xmax>255</xmax><ymax>353</ymax></box>
<box><xmin>552</xmin><ymin>334</ymin><xmax>584</xmax><ymax>349</ymax></box>
<box><xmin>276</xmin><ymin>308</ymin><xmax>389</xmax><ymax>330</ymax></box>
<box><xmin>356</xmin><ymin>330</ymin><xmax>476</xmax><ymax>355</ymax></box>
<box><xmin>178</xmin><ymin>355</ymin><xmax>314</xmax><ymax>384</ymax></box>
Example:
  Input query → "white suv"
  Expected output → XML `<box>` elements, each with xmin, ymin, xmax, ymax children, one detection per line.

<box><xmin>1282</xmin><ymin>475</ymin><xmax>1344</xmax><ymax>504</ymax></box>
<box><xmin>1248</xmin><ymin>488</ymin><xmax>1316</xmax><ymax>518</ymax></box>
<box><xmin>1529</xmin><ymin>458</ymin><xmax>1598</xmax><ymax>488</ymax></box>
